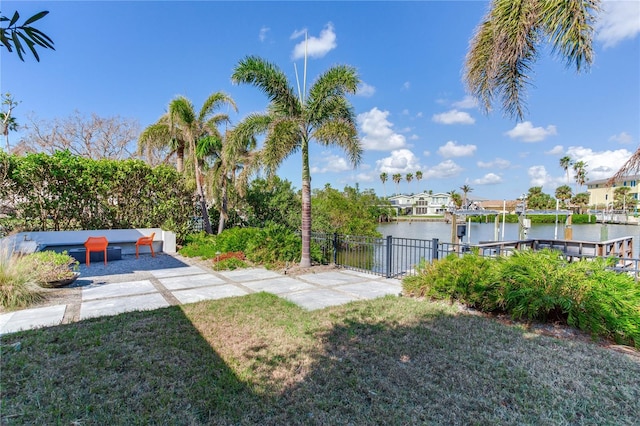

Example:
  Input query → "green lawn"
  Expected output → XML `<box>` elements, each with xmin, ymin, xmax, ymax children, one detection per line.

<box><xmin>1</xmin><ymin>293</ymin><xmax>639</xmax><ymax>425</ymax></box>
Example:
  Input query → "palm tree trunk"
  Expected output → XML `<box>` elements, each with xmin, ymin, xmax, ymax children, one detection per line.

<box><xmin>195</xmin><ymin>167</ymin><xmax>213</xmax><ymax>234</ymax></box>
<box><xmin>176</xmin><ymin>144</ymin><xmax>185</xmax><ymax>173</ymax></box>
<box><xmin>217</xmin><ymin>181</ymin><xmax>227</xmax><ymax>235</ymax></box>
<box><xmin>300</xmin><ymin>139</ymin><xmax>312</xmax><ymax>267</ymax></box>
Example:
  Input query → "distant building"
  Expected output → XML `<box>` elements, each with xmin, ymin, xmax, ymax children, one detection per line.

<box><xmin>586</xmin><ymin>174</ymin><xmax>639</xmax><ymax>210</ymax></box>
<box><xmin>388</xmin><ymin>192</ymin><xmax>451</xmax><ymax>215</ymax></box>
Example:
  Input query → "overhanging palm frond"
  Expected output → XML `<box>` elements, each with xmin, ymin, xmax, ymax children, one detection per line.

<box><xmin>232</xmin><ymin>56</ymin><xmax>301</xmax><ymax>115</ymax></box>
<box><xmin>312</xmin><ymin>119</ymin><xmax>361</xmax><ymax>166</ymax></box>
<box><xmin>199</xmin><ymin>92</ymin><xmax>238</xmax><ymax>123</ymax></box>
<box><xmin>260</xmin><ymin>118</ymin><xmax>301</xmax><ymax>176</ymax></box>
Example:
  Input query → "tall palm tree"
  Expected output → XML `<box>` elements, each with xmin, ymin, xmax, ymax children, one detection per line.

<box><xmin>379</xmin><ymin>172</ymin><xmax>388</xmax><ymax>198</ymax></box>
<box><xmin>465</xmin><ymin>0</ymin><xmax>599</xmax><ymax>120</ymax></box>
<box><xmin>392</xmin><ymin>173</ymin><xmax>402</xmax><ymax>195</ymax></box>
<box><xmin>460</xmin><ymin>184</ymin><xmax>473</xmax><ymax>209</ymax></box>
<box><xmin>559</xmin><ymin>155</ymin><xmax>572</xmax><ymax>184</ymax></box>
<box><xmin>232</xmin><ymin>56</ymin><xmax>361</xmax><ymax>267</ymax></box>
<box><xmin>138</xmin><ymin>115</ymin><xmax>186</xmax><ymax>172</ymax></box>
<box><xmin>573</xmin><ymin>160</ymin><xmax>588</xmax><ymax>193</ymax></box>
<box><xmin>170</xmin><ymin>93</ymin><xmax>237</xmax><ymax>234</ymax></box>
<box><xmin>405</xmin><ymin>173</ymin><xmax>413</xmax><ymax>193</ymax></box>
<box><xmin>415</xmin><ymin>170</ymin><xmax>423</xmax><ymax>192</ymax></box>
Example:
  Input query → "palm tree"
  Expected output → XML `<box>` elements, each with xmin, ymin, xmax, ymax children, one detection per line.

<box><xmin>405</xmin><ymin>173</ymin><xmax>413</xmax><ymax>193</ymax></box>
<box><xmin>138</xmin><ymin>115</ymin><xmax>187</xmax><ymax>172</ymax></box>
<box><xmin>0</xmin><ymin>112</ymin><xmax>18</xmax><ymax>151</ymax></box>
<box><xmin>448</xmin><ymin>190</ymin><xmax>462</xmax><ymax>209</ymax></box>
<box><xmin>392</xmin><ymin>173</ymin><xmax>402</xmax><ymax>195</ymax></box>
<box><xmin>379</xmin><ymin>172</ymin><xmax>388</xmax><ymax>198</ymax></box>
<box><xmin>171</xmin><ymin>93</ymin><xmax>238</xmax><ymax>234</ymax></box>
<box><xmin>554</xmin><ymin>184</ymin><xmax>572</xmax><ymax>208</ymax></box>
<box><xmin>465</xmin><ymin>0</ymin><xmax>599</xmax><ymax>120</ymax></box>
<box><xmin>573</xmin><ymin>160</ymin><xmax>588</xmax><ymax>193</ymax></box>
<box><xmin>232</xmin><ymin>56</ymin><xmax>361</xmax><ymax>267</ymax></box>
<box><xmin>460</xmin><ymin>184</ymin><xmax>473</xmax><ymax>209</ymax></box>
<box><xmin>415</xmin><ymin>170</ymin><xmax>423</xmax><ymax>192</ymax></box>
<box><xmin>559</xmin><ymin>155</ymin><xmax>572</xmax><ymax>184</ymax></box>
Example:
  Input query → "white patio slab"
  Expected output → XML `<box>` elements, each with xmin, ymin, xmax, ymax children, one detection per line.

<box><xmin>150</xmin><ymin>266</ymin><xmax>208</xmax><ymax>279</ymax></box>
<box><xmin>283</xmin><ymin>288</ymin><xmax>361</xmax><ymax>311</ymax></box>
<box><xmin>0</xmin><ymin>305</ymin><xmax>67</xmax><ymax>335</ymax></box>
<box><xmin>218</xmin><ymin>268</ymin><xmax>282</xmax><ymax>282</ymax></box>
<box><xmin>82</xmin><ymin>280</ymin><xmax>157</xmax><ymax>301</ymax></box>
<box><xmin>335</xmin><ymin>281</ymin><xmax>402</xmax><ymax>299</ymax></box>
<box><xmin>159</xmin><ymin>273</ymin><xmax>226</xmax><ymax>290</ymax></box>
<box><xmin>241</xmin><ymin>276</ymin><xmax>317</xmax><ymax>295</ymax></box>
<box><xmin>297</xmin><ymin>271</ymin><xmax>366</xmax><ymax>286</ymax></box>
<box><xmin>171</xmin><ymin>284</ymin><xmax>249</xmax><ymax>304</ymax></box>
<box><xmin>80</xmin><ymin>293</ymin><xmax>169</xmax><ymax>320</ymax></box>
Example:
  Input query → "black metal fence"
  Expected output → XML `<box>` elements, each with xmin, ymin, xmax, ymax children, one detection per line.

<box><xmin>311</xmin><ymin>232</ymin><xmax>640</xmax><ymax>281</ymax></box>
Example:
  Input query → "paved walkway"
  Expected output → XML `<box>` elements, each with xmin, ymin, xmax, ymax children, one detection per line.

<box><xmin>0</xmin><ymin>254</ymin><xmax>402</xmax><ymax>336</ymax></box>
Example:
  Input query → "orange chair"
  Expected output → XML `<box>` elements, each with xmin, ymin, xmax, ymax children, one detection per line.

<box><xmin>136</xmin><ymin>232</ymin><xmax>155</xmax><ymax>258</ymax></box>
<box><xmin>84</xmin><ymin>236</ymin><xmax>109</xmax><ymax>266</ymax></box>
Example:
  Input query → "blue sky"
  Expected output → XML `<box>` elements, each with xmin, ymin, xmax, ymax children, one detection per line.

<box><xmin>2</xmin><ymin>1</ymin><xmax>639</xmax><ymax>200</ymax></box>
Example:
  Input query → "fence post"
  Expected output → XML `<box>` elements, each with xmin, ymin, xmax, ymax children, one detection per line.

<box><xmin>332</xmin><ymin>233</ymin><xmax>338</xmax><ymax>265</ymax></box>
<box><xmin>431</xmin><ymin>238</ymin><xmax>439</xmax><ymax>262</ymax></box>
<box><xmin>386</xmin><ymin>235</ymin><xmax>393</xmax><ymax>278</ymax></box>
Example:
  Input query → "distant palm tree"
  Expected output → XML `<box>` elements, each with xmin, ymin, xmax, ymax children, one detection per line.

<box><xmin>448</xmin><ymin>190</ymin><xmax>462</xmax><ymax>209</ymax></box>
<box><xmin>405</xmin><ymin>173</ymin><xmax>413</xmax><ymax>193</ymax></box>
<box><xmin>392</xmin><ymin>173</ymin><xmax>402</xmax><ymax>194</ymax></box>
<box><xmin>380</xmin><ymin>172</ymin><xmax>388</xmax><ymax>198</ymax></box>
<box><xmin>573</xmin><ymin>161</ymin><xmax>588</xmax><ymax>193</ymax></box>
<box><xmin>554</xmin><ymin>184</ymin><xmax>572</xmax><ymax>208</ymax></box>
<box><xmin>465</xmin><ymin>0</ymin><xmax>599</xmax><ymax>120</ymax></box>
<box><xmin>415</xmin><ymin>170</ymin><xmax>423</xmax><ymax>192</ymax></box>
<box><xmin>232</xmin><ymin>55</ymin><xmax>361</xmax><ymax>267</ymax></box>
<box><xmin>460</xmin><ymin>184</ymin><xmax>473</xmax><ymax>209</ymax></box>
<box><xmin>559</xmin><ymin>155</ymin><xmax>572</xmax><ymax>184</ymax></box>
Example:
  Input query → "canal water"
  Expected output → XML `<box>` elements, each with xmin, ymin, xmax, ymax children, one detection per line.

<box><xmin>378</xmin><ymin>221</ymin><xmax>640</xmax><ymax>258</ymax></box>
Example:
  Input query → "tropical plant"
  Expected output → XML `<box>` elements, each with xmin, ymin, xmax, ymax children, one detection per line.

<box><xmin>554</xmin><ymin>184</ymin><xmax>572</xmax><ymax>207</ymax></box>
<box><xmin>415</xmin><ymin>170</ymin><xmax>423</xmax><ymax>192</ymax></box>
<box><xmin>0</xmin><ymin>240</ymin><xmax>42</xmax><ymax>309</ymax></box>
<box><xmin>465</xmin><ymin>0</ymin><xmax>599</xmax><ymax>120</ymax></box>
<box><xmin>571</xmin><ymin>192</ymin><xmax>590</xmax><ymax>214</ymax></box>
<box><xmin>405</xmin><ymin>173</ymin><xmax>413</xmax><ymax>193</ymax></box>
<box><xmin>448</xmin><ymin>190</ymin><xmax>462</xmax><ymax>209</ymax></box>
<box><xmin>1</xmin><ymin>93</ymin><xmax>19</xmax><ymax>151</ymax></box>
<box><xmin>0</xmin><ymin>10</ymin><xmax>54</xmax><ymax>61</ymax></box>
<box><xmin>379</xmin><ymin>172</ymin><xmax>388</xmax><ymax>198</ymax></box>
<box><xmin>526</xmin><ymin>186</ymin><xmax>554</xmax><ymax>210</ymax></box>
<box><xmin>460</xmin><ymin>184</ymin><xmax>473</xmax><ymax>209</ymax></box>
<box><xmin>232</xmin><ymin>56</ymin><xmax>361</xmax><ymax>267</ymax></box>
<box><xmin>19</xmin><ymin>250</ymin><xmax>79</xmax><ymax>288</ymax></box>
<box><xmin>573</xmin><ymin>160</ymin><xmax>588</xmax><ymax>193</ymax></box>
<box><xmin>392</xmin><ymin>173</ymin><xmax>402</xmax><ymax>194</ymax></box>
<box><xmin>559</xmin><ymin>155</ymin><xmax>573</xmax><ymax>184</ymax></box>
<box><xmin>613</xmin><ymin>186</ymin><xmax>632</xmax><ymax>211</ymax></box>
<box><xmin>610</xmin><ymin>146</ymin><xmax>640</xmax><ymax>184</ymax></box>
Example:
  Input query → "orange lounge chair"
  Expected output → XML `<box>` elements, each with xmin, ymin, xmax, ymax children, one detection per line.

<box><xmin>136</xmin><ymin>232</ymin><xmax>155</xmax><ymax>258</ymax></box>
<box><xmin>84</xmin><ymin>236</ymin><xmax>108</xmax><ymax>266</ymax></box>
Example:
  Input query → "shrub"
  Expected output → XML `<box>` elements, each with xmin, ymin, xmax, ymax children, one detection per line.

<box><xmin>245</xmin><ymin>224</ymin><xmax>303</xmax><ymax>266</ymax></box>
<box><xmin>403</xmin><ymin>249</ymin><xmax>640</xmax><ymax>347</ymax></box>
<box><xmin>0</xmin><ymin>241</ymin><xmax>43</xmax><ymax>309</ymax></box>
<box><xmin>212</xmin><ymin>258</ymin><xmax>248</xmax><ymax>271</ymax></box>
<box><xmin>19</xmin><ymin>250</ymin><xmax>79</xmax><ymax>288</ymax></box>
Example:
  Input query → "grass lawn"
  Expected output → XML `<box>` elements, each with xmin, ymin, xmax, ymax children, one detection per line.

<box><xmin>1</xmin><ymin>293</ymin><xmax>639</xmax><ymax>425</ymax></box>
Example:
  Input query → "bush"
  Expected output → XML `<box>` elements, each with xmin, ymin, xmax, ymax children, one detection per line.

<box><xmin>403</xmin><ymin>249</ymin><xmax>640</xmax><ymax>348</ymax></box>
<box><xmin>0</xmin><ymin>242</ymin><xmax>43</xmax><ymax>309</ymax></box>
<box><xmin>19</xmin><ymin>251</ymin><xmax>79</xmax><ymax>288</ymax></box>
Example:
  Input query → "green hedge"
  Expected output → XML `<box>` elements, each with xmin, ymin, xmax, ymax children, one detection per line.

<box><xmin>468</xmin><ymin>214</ymin><xmax>596</xmax><ymax>224</ymax></box>
<box><xmin>403</xmin><ymin>249</ymin><xmax>640</xmax><ymax>348</ymax></box>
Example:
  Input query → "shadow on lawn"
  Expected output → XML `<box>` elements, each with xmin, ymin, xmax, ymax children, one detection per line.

<box><xmin>2</xmin><ymin>299</ymin><xmax>640</xmax><ymax>425</ymax></box>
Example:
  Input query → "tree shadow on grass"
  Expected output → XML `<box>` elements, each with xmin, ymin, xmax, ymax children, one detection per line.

<box><xmin>0</xmin><ymin>306</ymin><xmax>259</xmax><ymax>425</ymax></box>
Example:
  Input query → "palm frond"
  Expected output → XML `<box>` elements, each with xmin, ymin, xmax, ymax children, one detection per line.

<box><xmin>312</xmin><ymin>119</ymin><xmax>361</xmax><ymax>166</ymax></box>
<box><xmin>199</xmin><ymin>92</ymin><xmax>238</xmax><ymax>123</ymax></box>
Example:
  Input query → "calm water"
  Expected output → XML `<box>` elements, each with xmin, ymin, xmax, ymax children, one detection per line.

<box><xmin>378</xmin><ymin>221</ymin><xmax>640</xmax><ymax>258</ymax></box>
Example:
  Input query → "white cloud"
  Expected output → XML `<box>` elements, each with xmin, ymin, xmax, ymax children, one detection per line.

<box><xmin>545</xmin><ymin>145</ymin><xmax>564</xmax><ymax>155</ymax></box>
<box><xmin>423</xmin><ymin>150</ymin><xmax>431</xmax><ymax>157</ymax></box>
<box><xmin>596</xmin><ymin>1</ymin><xmax>640</xmax><ymax>48</ymax></box>
<box><xmin>409</xmin><ymin>134</ymin><xmax>419</xmax><ymax>140</ymax></box>
<box><xmin>357</xmin><ymin>107</ymin><xmax>407</xmax><ymax>151</ymax></box>
<box><xmin>432</xmin><ymin>109</ymin><xmax>475</xmax><ymax>125</ymax></box>
<box><xmin>565</xmin><ymin>146</ymin><xmax>633</xmax><ymax>181</ymax></box>
<box><xmin>402</xmin><ymin>81</ymin><xmax>410</xmax><ymax>90</ymax></box>
<box><xmin>258</xmin><ymin>26</ymin><xmax>270</xmax><ymax>42</ymax></box>
<box><xmin>452</xmin><ymin>95</ymin><xmax>478</xmax><ymax>109</ymax></box>
<box><xmin>357</xmin><ymin>82</ymin><xmax>375</xmax><ymax>97</ymax></box>
<box><xmin>310</xmin><ymin>153</ymin><xmax>351</xmax><ymax>173</ymax></box>
<box><xmin>477</xmin><ymin>158</ymin><xmax>511</xmax><ymax>169</ymax></box>
<box><xmin>473</xmin><ymin>173</ymin><xmax>503</xmax><ymax>185</ymax></box>
<box><xmin>376</xmin><ymin>149</ymin><xmax>421</xmax><ymax>174</ymax></box>
<box><xmin>528</xmin><ymin>165</ymin><xmax>555</xmax><ymax>188</ymax></box>
<box><xmin>437</xmin><ymin>141</ymin><xmax>477</xmax><ymax>158</ymax></box>
<box><xmin>425</xmin><ymin>160</ymin><xmax>464</xmax><ymax>179</ymax></box>
<box><xmin>505</xmin><ymin>121</ymin><xmax>557</xmax><ymax>142</ymax></box>
<box><xmin>401</xmin><ymin>109</ymin><xmax>410</xmax><ymax>115</ymax></box>
<box><xmin>609</xmin><ymin>131</ymin><xmax>634</xmax><ymax>145</ymax></box>
<box><xmin>291</xmin><ymin>23</ymin><xmax>337</xmax><ymax>59</ymax></box>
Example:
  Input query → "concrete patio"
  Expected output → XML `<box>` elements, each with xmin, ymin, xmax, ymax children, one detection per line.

<box><xmin>0</xmin><ymin>254</ymin><xmax>403</xmax><ymax>335</ymax></box>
